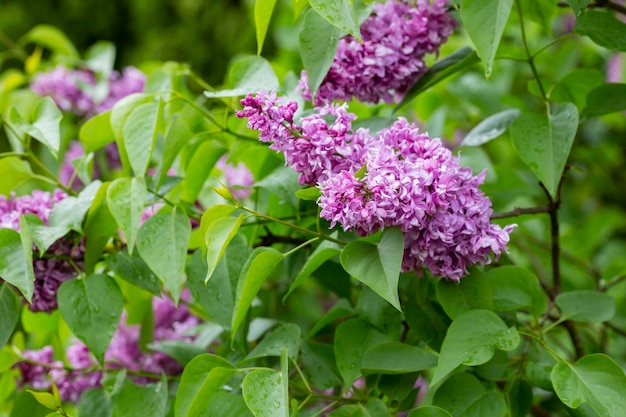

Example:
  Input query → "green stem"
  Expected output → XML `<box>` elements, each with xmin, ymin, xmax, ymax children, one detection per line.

<box><xmin>516</xmin><ymin>0</ymin><xmax>548</xmax><ymax>101</ymax></box>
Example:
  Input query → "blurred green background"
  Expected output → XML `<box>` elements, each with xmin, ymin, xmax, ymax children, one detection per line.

<box><xmin>0</xmin><ymin>0</ymin><xmax>263</xmax><ymax>85</ymax></box>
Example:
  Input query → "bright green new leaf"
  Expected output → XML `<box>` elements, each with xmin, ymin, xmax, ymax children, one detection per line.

<box><xmin>242</xmin><ymin>323</ymin><xmax>301</xmax><ymax>363</ymax></box>
<box><xmin>26</xmin><ymin>390</ymin><xmax>59</xmax><ymax>410</ymax></box>
<box><xmin>231</xmin><ymin>248</ymin><xmax>284</xmax><ymax>339</ymax></box>
<box><xmin>122</xmin><ymin>98</ymin><xmax>162</xmax><ymax>177</ymax></box>
<box><xmin>510</xmin><ymin>102</ymin><xmax>578</xmax><ymax>197</ymax></box>
<box><xmin>486</xmin><ymin>266</ymin><xmax>547</xmax><ymax>316</ymax></box>
<box><xmin>255</xmin><ymin>0</ymin><xmax>278</xmax><ymax>55</ymax></box>
<box><xmin>556</xmin><ymin>291</ymin><xmax>615</xmax><ymax>322</ymax></box>
<box><xmin>0</xmin><ymin>228</ymin><xmax>34</xmax><ymax>302</ymax></box>
<box><xmin>0</xmin><ymin>283</ymin><xmax>20</xmax><ymax>347</ymax></box>
<box><xmin>340</xmin><ymin>227</ymin><xmax>403</xmax><ymax>311</ymax></box>
<box><xmin>461</xmin><ymin>109</ymin><xmax>520</xmax><ymax>147</ymax></box>
<box><xmin>20</xmin><ymin>214</ymin><xmax>69</xmax><ymax>256</ymax></box>
<box><xmin>586</xmin><ymin>83</ymin><xmax>626</xmax><ymax>117</ymax></box>
<box><xmin>431</xmin><ymin>309</ymin><xmax>520</xmax><ymax>386</ymax></box>
<box><xmin>398</xmin><ymin>47</ymin><xmax>479</xmax><ymax>110</ymax></box>
<box><xmin>433</xmin><ymin>372</ymin><xmax>507</xmax><ymax>417</ymax></box>
<box><xmin>157</xmin><ymin>115</ymin><xmax>193</xmax><ymax>190</ymax></box>
<box><xmin>8</xmin><ymin>97</ymin><xmax>62</xmax><ymax>158</ymax></box>
<box><xmin>299</xmin><ymin>9</ymin><xmax>341</xmax><ymax>97</ymax></box>
<box><xmin>0</xmin><ymin>157</ymin><xmax>34</xmax><ymax>196</ymax></box>
<box><xmin>204</xmin><ymin>55</ymin><xmax>279</xmax><ymax>98</ymax></box>
<box><xmin>284</xmin><ymin>238</ymin><xmax>342</xmax><ymax>301</ymax></box>
<box><xmin>183</xmin><ymin>140</ymin><xmax>228</xmax><ymax>202</ymax></box>
<box><xmin>552</xmin><ymin>353</ymin><xmax>626</xmax><ymax>417</ymax></box>
<box><xmin>137</xmin><ymin>208</ymin><xmax>191</xmax><ymax>304</ymax></box>
<box><xmin>576</xmin><ymin>10</ymin><xmax>626</xmax><ymax>52</ymax></box>
<box><xmin>49</xmin><ymin>180</ymin><xmax>102</xmax><ymax>232</ymax></box>
<box><xmin>85</xmin><ymin>41</ymin><xmax>116</xmax><ymax>75</ymax></box>
<box><xmin>436</xmin><ymin>269</ymin><xmax>494</xmax><ymax>319</ymax></box>
<box><xmin>199</xmin><ymin>204</ymin><xmax>236</xmax><ymax>250</ymax></box>
<box><xmin>460</xmin><ymin>0</ymin><xmax>513</xmax><ymax>78</ymax></box>
<box><xmin>309</xmin><ymin>0</ymin><xmax>360</xmax><ymax>40</ymax></box>
<box><xmin>79</xmin><ymin>111</ymin><xmax>115</xmax><ymax>153</ymax></box>
<box><xmin>175</xmin><ymin>354</ymin><xmax>236</xmax><ymax>417</ymax></box>
<box><xmin>294</xmin><ymin>187</ymin><xmax>321</xmax><ymax>201</ymax></box>
<box><xmin>361</xmin><ymin>342</ymin><xmax>437</xmax><ymax>375</ymax></box>
<box><xmin>205</xmin><ymin>214</ymin><xmax>244</xmax><ymax>283</ymax></box>
<box><xmin>109</xmin><ymin>93</ymin><xmax>153</xmax><ymax>175</ymax></box>
<box><xmin>408</xmin><ymin>406</ymin><xmax>453</xmax><ymax>417</ymax></box>
<box><xmin>22</xmin><ymin>24</ymin><xmax>79</xmax><ymax>58</ymax></box>
<box><xmin>242</xmin><ymin>369</ymin><xmax>288</xmax><ymax>417</ymax></box>
<box><xmin>58</xmin><ymin>274</ymin><xmax>123</xmax><ymax>364</ymax></box>
<box><xmin>107</xmin><ymin>177</ymin><xmax>147</xmax><ymax>253</ymax></box>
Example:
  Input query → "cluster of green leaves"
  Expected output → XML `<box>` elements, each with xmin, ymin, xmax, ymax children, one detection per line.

<box><xmin>1</xmin><ymin>0</ymin><xmax>626</xmax><ymax>416</ymax></box>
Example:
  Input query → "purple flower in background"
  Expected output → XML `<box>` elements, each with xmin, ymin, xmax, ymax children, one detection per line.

<box><xmin>216</xmin><ymin>155</ymin><xmax>254</xmax><ymax>199</ymax></box>
<box><xmin>16</xmin><ymin>292</ymin><xmax>200</xmax><ymax>402</ymax></box>
<box><xmin>31</xmin><ymin>65</ymin><xmax>145</xmax><ymax>117</ymax></box>
<box><xmin>238</xmin><ymin>91</ymin><xmax>515</xmax><ymax>280</ymax></box>
<box><xmin>299</xmin><ymin>0</ymin><xmax>455</xmax><ymax>104</ymax></box>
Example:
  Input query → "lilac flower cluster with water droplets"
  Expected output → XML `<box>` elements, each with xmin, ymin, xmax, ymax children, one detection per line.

<box><xmin>237</xmin><ymin>91</ymin><xmax>515</xmax><ymax>280</ymax></box>
<box><xmin>14</xmin><ymin>292</ymin><xmax>199</xmax><ymax>402</ymax></box>
<box><xmin>298</xmin><ymin>0</ymin><xmax>455</xmax><ymax>105</ymax></box>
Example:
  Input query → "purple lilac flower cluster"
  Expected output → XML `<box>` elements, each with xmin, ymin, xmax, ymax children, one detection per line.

<box><xmin>31</xmin><ymin>65</ymin><xmax>145</xmax><ymax>117</ymax></box>
<box><xmin>299</xmin><ymin>0</ymin><xmax>454</xmax><ymax>105</ymax></box>
<box><xmin>0</xmin><ymin>189</ymin><xmax>85</xmax><ymax>312</ymax></box>
<box><xmin>216</xmin><ymin>155</ymin><xmax>254</xmax><ymax>199</ymax></box>
<box><xmin>15</xmin><ymin>292</ymin><xmax>199</xmax><ymax>402</ymax></box>
<box><xmin>237</xmin><ymin>91</ymin><xmax>515</xmax><ymax>280</ymax></box>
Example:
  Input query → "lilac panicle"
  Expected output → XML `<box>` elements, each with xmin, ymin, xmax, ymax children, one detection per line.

<box><xmin>216</xmin><ymin>155</ymin><xmax>254</xmax><ymax>199</ymax></box>
<box><xmin>299</xmin><ymin>0</ymin><xmax>455</xmax><ymax>104</ymax></box>
<box><xmin>237</xmin><ymin>91</ymin><xmax>515</xmax><ymax>280</ymax></box>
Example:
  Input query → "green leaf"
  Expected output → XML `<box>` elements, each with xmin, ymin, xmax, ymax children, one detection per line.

<box><xmin>285</xmin><ymin>238</ymin><xmax>342</xmax><ymax>301</ymax></box>
<box><xmin>83</xmin><ymin>182</ymin><xmax>118</xmax><ymax>274</ymax></box>
<box><xmin>79</xmin><ymin>111</ymin><xmax>115</xmax><ymax>153</ymax></box>
<box><xmin>204</xmin><ymin>55</ymin><xmax>279</xmax><ymax>98</ymax></box>
<box><xmin>460</xmin><ymin>0</ymin><xmax>513</xmax><ymax>77</ymax></box>
<box><xmin>183</xmin><ymin>140</ymin><xmax>228</xmax><ymax>202</ymax></box>
<box><xmin>461</xmin><ymin>109</ymin><xmax>520</xmax><ymax>147</ymax></box>
<box><xmin>398</xmin><ymin>47</ymin><xmax>480</xmax><ymax>110</ymax></box>
<box><xmin>552</xmin><ymin>354</ymin><xmax>626</xmax><ymax>417</ymax></box>
<box><xmin>122</xmin><ymin>98</ymin><xmax>162</xmax><ymax>177</ymax></box>
<box><xmin>106</xmin><ymin>177</ymin><xmax>147</xmax><ymax>253</ymax></box>
<box><xmin>301</xmin><ymin>341</ymin><xmax>342</xmax><ymax>389</ymax></box>
<box><xmin>556</xmin><ymin>291</ymin><xmax>615</xmax><ymax>322</ymax></box>
<box><xmin>175</xmin><ymin>354</ymin><xmax>237</xmax><ymax>417</ymax></box>
<box><xmin>0</xmin><ymin>283</ymin><xmax>20</xmax><ymax>348</ymax></box>
<box><xmin>205</xmin><ymin>214</ymin><xmax>245</xmax><ymax>283</ymax></box>
<box><xmin>431</xmin><ymin>310</ymin><xmax>520</xmax><ymax>386</ymax></box>
<box><xmin>408</xmin><ymin>406</ymin><xmax>453</xmax><ymax>417</ymax></box>
<box><xmin>231</xmin><ymin>248</ymin><xmax>284</xmax><ymax>339</ymax></box>
<box><xmin>57</xmin><ymin>274</ymin><xmax>123</xmax><ymax>364</ymax></box>
<box><xmin>305</xmin><ymin>298</ymin><xmax>353</xmax><ymax>338</ymax></box>
<box><xmin>309</xmin><ymin>0</ymin><xmax>360</xmax><ymax>40</ymax></box>
<box><xmin>78</xmin><ymin>388</ymin><xmax>113</xmax><ymax>417</ymax></box>
<box><xmin>294</xmin><ymin>187</ymin><xmax>321</xmax><ymax>201</ymax></box>
<box><xmin>7</xmin><ymin>97</ymin><xmax>62</xmax><ymax>158</ymax></box>
<box><xmin>585</xmin><ymin>83</ymin><xmax>626</xmax><ymax>117</ymax></box>
<box><xmin>510</xmin><ymin>102</ymin><xmax>579</xmax><ymax>197</ymax></box>
<box><xmin>567</xmin><ymin>0</ymin><xmax>590</xmax><ymax>16</ymax></box>
<box><xmin>328</xmin><ymin>399</ymin><xmax>391</xmax><ymax>417</ymax></box>
<box><xmin>242</xmin><ymin>369</ymin><xmax>288</xmax><ymax>417</ymax></box>
<box><xmin>523</xmin><ymin>0</ymin><xmax>556</xmax><ymax>35</ymax></box>
<box><xmin>404</xmin><ymin>297</ymin><xmax>450</xmax><ymax>351</ymax></box>
<box><xmin>22</xmin><ymin>25</ymin><xmax>79</xmax><ymax>58</ymax></box>
<box><xmin>340</xmin><ymin>228</ymin><xmax>403</xmax><ymax>311</ymax></box>
<box><xmin>436</xmin><ymin>270</ymin><xmax>494</xmax><ymax>319</ymax></box>
<box><xmin>0</xmin><ymin>157</ymin><xmax>34</xmax><ymax>196</ymax></box>
<box><xmin>243</xmin><ymin>323</ymin><xmax>301</xmax><ymax>363</ymax></box>
<box><xmin>156</xmin><ymin>115</ymin><xmax>193</xmax><ymax>190</ymax></box>
<box><xmin>26</xmin><ymin>390</ymin><xmax>59</xmax><ymax>410</ymax></box>
<box><xmin>110</xmin><ymin>93</ymin><xmax>153</xmax><ymax>175</ymax></box>
<box><xmin>299</xmin><ymin>9</ymin><xmax>341</xmax><ymax>97</ymax></box>
<box><xmin>361</xmin><ymin>342</ymin><xmax>437</xmax><ymax>375</ymax></box>
<box><xmin>508</xmin><ymin>379</ymin><xmax>533</xmax><ymax>417</ymax></box>
<box><xmin>255</xmin><ymin>166</ymin><xmax>301</xmax><ymax>209</ymax></box>
<box><xmin>255</xmin><ymin>0</ymin><xmax>278</xmax><ymax>55</ymax></box>
<box><xmin>486</xmin><ymin>266</ymin><xmax>547</xmax><ymax>316</ymax></box>
<box><xmin>106</xmin><ymin>250</ymin><xmax>161</xmax><ymax>295</ymax></box>
<box><xmin>0</xmin><ymin>228</ymin><xmax>34</xmax><ymax>302</ymax></box>
<box><xmin>20</xmin><ymin>214</ymin><xmax>70</xmax><ymax>255</ymax></box>
<box><xmin>550</xmin><ymin>69</ymin><xmax>603</xmax><ymax>113</ymax></box>
<box><xmin>433</xmin><ymin>372</ymin><xmax>507</xmax><ymax>417</ymax></box>
<box><xmin>49</xmin><ymin>180</ymin><xmax>102</xmax><ymax>232</ymax></box>
<box><xmin>137</xmin><ymin>208</ymin><xmax>191</xmax><ymax>304</ymax></box>
<box><xmin>85</xmin><ymin>41</ymin><xmax>116</xmax><ymax>75</ymax></box>
<box><xmin>112</xmin><ymin>378</ymin><xmax>168</xmax><ymax>417</ymax></box>
<box><xmin>575</xmin><ymin>10</ymin><xmax>626</xmax><ymax>52</ymax></box>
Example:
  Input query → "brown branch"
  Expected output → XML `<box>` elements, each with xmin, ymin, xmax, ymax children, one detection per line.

<box><xmin>562</xmin><ymin>321</ymin><xmax>585</xmax><ymax>359</ymax></box>
<box><xmin>540</xmin><ymin>182</ymin><xmax>562</xmax><ymax>297</ymax></box>
<box><xmin>491</xmin><ymin>205</ymin><xmax>551</xmax><ymax>219</ymax></box>
<box><xmin>590</xmin><ymin>0</ymin><xmax>626</xmax><ymax>16</ymax></box>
